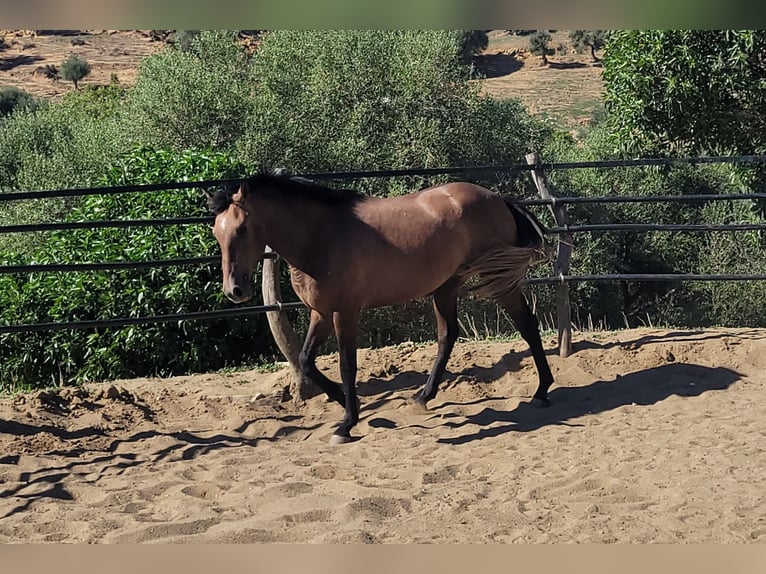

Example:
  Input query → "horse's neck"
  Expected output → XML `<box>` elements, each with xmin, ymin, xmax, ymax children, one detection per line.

<box><xmin>255</xmin><ymin>196</ymin><xmax>333</xmax><ymax>270</ymax></box>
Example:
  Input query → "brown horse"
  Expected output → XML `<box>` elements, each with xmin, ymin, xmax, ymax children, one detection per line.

<box><xmin>208</xmin><ymin>169</ymin><xmax>554</xmax><ymax>444</ymax></box>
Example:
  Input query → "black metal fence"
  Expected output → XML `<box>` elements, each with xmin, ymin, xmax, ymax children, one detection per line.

<box><xmin>2</xmin><ymin>154</ymin><xmax>766</xmax><ymax>336</ymax></box>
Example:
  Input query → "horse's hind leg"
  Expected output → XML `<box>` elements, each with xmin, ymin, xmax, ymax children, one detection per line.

<box><xmin>500</xmin><ymin>292</ymin><xmax>554</xmax><ymax>407</ymax></box>
<box><xmin>413</xmin><ymin>278</ymin><xmax>460</xmax><ymax>410</ymax></box>
<box><xmin>299</xmin><ymin>310</ymin><xmax>346</xmax><ymax>407</ymax></box>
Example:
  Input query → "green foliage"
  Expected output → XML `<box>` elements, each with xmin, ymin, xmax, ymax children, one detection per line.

<box><xmin>529</xmin><ymin>31</ymin><xmax>553</xmax><ymax>63</ymax></box>
<box><xmin>0</xmin><ymin>147</ymin><xmax>283</xmax><ymax>392</ymax></box>
<box><xmin>0</xmin><ymin>84</ymin><xmax>131</xmax><ymax>254</ymax></box>
<box><xmin>128</xmin><ymin>30</ymin><xmax>256</xmax><ymax>151</ymax></box>
<box><xmin>172</xmin><ymin>30</ymin><xmax>201</xmax><ymax>51</ymax></box>
<box><xmin>60</xmin><ymin>54</ymin><xmax>91</xmax><ymax>89</ymax></box>
<box><xmin>242</xmin><ymin>30</ymin><xmax>549</xmax><ymax>196</ymax></box>
<box><xmin>458</xmin><ymin>30</ymin><xmax>489</xmax><ymax>63</ymax></box>
<box><xmin>0</xmin><ymin>86</ymin><xmax>39</xmax><ymax>116</ymax></box>
<box><xmin>602</xmin><ymin>30</ymin><xmax>766</xmax><ymax>155</ymax></box>
<box><xmin>569</xmin><ymin>30</ymin><xmax>606</xmax><ymax>61</ymax></box>
<box><xmin>541</xmin><ymin>122</ymin><xmax>766</xmax><ymax>329</ymax></box>
<box><xmin>57</xmin><ymin>81</ymin><xmax>128</xmax><ymax>120</ymax></box>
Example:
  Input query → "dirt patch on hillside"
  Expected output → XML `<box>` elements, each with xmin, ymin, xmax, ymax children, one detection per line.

<box><xmin>475</xmin><ymin>30</ymin><xmax>605</xmax><ymax>130</ymax></box>
<box><xmin>1</xmin><ymin>327</ymin><xmax>765</xmax><ymax>543</ymax></box>
<box><xmin>0</xmin><ymin>30</ymin><xmax>166</xmax><ymax>98</ymax></box>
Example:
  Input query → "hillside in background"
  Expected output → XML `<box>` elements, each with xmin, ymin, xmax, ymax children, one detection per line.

<box><xmin>0</xmin><ymin>30</ymin><xmax>165</xmax><ymax>98</ymax></box>
<box><xmin>1</xmin><ymin>30</ymin><xmax>604</xmax><ymax>131</ymax></box>
<box><xmin>477</xmin><ymin>30</ymin><xmax>604</xmax><ymax>132</ymax></box>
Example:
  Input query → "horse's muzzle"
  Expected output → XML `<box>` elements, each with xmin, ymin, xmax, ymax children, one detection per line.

<box><xmin>224</xmin><ymin>273</ymin><xmax>253</xmax><ymax>303</ymax></box>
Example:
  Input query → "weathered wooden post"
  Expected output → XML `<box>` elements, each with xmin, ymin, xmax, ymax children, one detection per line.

<box><xmin>525</xmin><ymin>152</ymin><xmax>574</xmax><ymax>357</ymax></box>
<box><xmin>261</xmin><ymin>246</ymin><xmax>316</xmax><ymax>401</ymax></box>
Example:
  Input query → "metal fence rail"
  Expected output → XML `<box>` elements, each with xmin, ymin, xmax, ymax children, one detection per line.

<box><xmin>1</xmin><ymin>155</ymin><xmax>765</xmax><ymax>335</ymax></box>
<box><xmin>0</xmin><ymin>301</ymin><xmax>306</xmax><ymax>335</ymax></box>
<box><xmin>3</xmin><ymin>154</ymin><xmax>766</xmax><ymax>203</ymax></box>
<box><xmin>527</xmin><ymin>273</ymin><xmax>766</xmax><ymax>285</ymax></box>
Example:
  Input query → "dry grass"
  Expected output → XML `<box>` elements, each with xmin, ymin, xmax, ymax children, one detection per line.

<box><xmin>0</xmin><ymin>30</ymin><xmax>165</xmax><ymax>98</ymax></box>
<box><xmin>474</xmin><ymin>30</ymin><xmax>605</xmax><ymax>133</ymax></box>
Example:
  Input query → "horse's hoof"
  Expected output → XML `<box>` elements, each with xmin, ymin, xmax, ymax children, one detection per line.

<box><xmin>412</xmin><ymin>398</ymin><xmax>430</xmax><ymax>413</ymax></box>
<box><xmin>411</xmin><ymin>390</ymin><xmax>429</xmax><ymax>412</ymax></box>
<box><xmin>329</xmin><ymin>434</ymin><xmax>355</xmax><ymax>445</ymax></box>
<box><xmin>530</xmin><ymin>397</ymin><xmax>550</xmax><ymax>408</ymax></box>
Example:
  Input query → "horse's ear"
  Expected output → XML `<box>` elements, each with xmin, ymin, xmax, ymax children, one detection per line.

<box><xmin>236</xmin><ymin>180</ymin><xmax>249</xmax><ymax>199</ymax></box>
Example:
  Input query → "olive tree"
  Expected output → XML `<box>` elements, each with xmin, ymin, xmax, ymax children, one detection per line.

<box><xmin>242</xmin><ymin>30</ymin><xmax>548</xmax><ymax>194</ymax></box>
<box><xmin>569</xmin><ymin>30</ymin><xmax>607</xmax><ymax>62</ymax></box>
<box><xmin>602</xmin><ymin>30</ymin><xmax>766</xmax><ymax>155</ymax></box>
<box><xmin>128</xmin><ymin>30</ymin><xmax>256</xmax><ymax>151</ymax></box>
<box><xmin>61</xmin><ymin>54</ymin><xmax>91</xmax><ymax>89</ymax></box>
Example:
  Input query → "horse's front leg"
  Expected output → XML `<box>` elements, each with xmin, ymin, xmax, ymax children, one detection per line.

<box><xmin>299</xmin><ymin>309</ymin><xmax>346</xmax><ymax>406</ymax></box>
<box><xmin>329</xmin><ymin>309</ymin><xmax>361</xmax><ymax>445</ymax></box>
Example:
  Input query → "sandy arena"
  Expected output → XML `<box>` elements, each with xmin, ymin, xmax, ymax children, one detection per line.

<box><xmin>1</xmin><ymin>327</ymin><xmax>765</xmax><ymax>543</ymax></box>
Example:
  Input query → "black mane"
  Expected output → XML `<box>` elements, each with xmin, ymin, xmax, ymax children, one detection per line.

<box><xmin>207</xmin><ymin>168</ymin><xmax>365</xmax><ymax>214</ymax></box>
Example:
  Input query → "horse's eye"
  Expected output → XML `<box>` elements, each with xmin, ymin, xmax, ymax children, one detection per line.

<box><xmin>236</xmin><ymin>225</ymin><xmax>247</xmax><ymax>236</ymax></box>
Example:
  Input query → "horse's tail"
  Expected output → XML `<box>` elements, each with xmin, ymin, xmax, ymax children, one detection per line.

<box><xmin>455</xmin><ymin>198</ymin><xmax>549</xmax><ymax>302</ymax></box>
<box><xmin>503</xmin><ymin>197</ymin><xmax>547</xmax><ymax>248</ymax></box>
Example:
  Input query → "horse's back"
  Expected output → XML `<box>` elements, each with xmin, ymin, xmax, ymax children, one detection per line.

<box><xmin>408</xmin><ymin>181</ymin><xmax>519</xmax><ymax>247</ymax></box>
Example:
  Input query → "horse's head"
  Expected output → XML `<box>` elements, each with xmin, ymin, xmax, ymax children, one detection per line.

<box><xmin>209</xmin><ymin>181</ymin><xmax>264</xmax><ymax>304</ymax></box>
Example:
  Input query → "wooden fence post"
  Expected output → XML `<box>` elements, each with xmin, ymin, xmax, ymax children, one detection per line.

<box><xmin>525</xmin><ymin>152</ymin><xmax>574</xmax><ymax>358</ymax></box>
<box><xmin>261</xmin><ymin>246</ymin><xmax>315</xmax><ymax>402</ymax></box>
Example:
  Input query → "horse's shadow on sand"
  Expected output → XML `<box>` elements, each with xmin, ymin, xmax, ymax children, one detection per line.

<box><xmin>359</xmin><ymin>329</ymin><xmax>749</xmax><ymax>445</ymax></box>
<box><xmin>0</xmin><ymin>414</ymin><xmax>321</xmax><ymax>519</ymax></box>
<box><xmin>432</xmin><ymin>362</ymin><xmax>742</xmax><ymax>445</ymax></box>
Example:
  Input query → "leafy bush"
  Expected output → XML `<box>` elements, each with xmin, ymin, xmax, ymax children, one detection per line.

<box><xmin>0</xmin><ymin>84</ymin><xmax>132</xmax><ymax>254</ymax></box>
<box><xmin>0</xmin><ymin>86</ymin><xmax>40</xmax><ymax>117</ymax></box>
<box><xmin>0</xmin><ymin>147</ymin><xmax>287</xmax><ymax>392</ymax></box>
<box><xmin>127</xmin><ymin>30</ymin><xmax>256</xmax><ymax>151</ymax></box>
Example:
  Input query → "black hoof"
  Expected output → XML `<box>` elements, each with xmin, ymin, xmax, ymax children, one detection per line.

<box><xmin>412</xmin><ymin>390</ymin><xmax>431</xmax><ymax>412</ymax></box>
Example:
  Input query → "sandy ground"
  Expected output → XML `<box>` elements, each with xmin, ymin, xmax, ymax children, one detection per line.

<box><xmin>1</xmin><ymin>327</ymin><xmax>765</xmax><ymax>543</ymax></box>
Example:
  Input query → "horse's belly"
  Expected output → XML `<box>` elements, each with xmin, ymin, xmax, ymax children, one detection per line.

<box><xmin>359</xmin><ymin>259</ymin><xmax>457</xmax><ymax>308</ymax></box>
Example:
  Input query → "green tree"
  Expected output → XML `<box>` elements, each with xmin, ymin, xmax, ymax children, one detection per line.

<box><xmin>61</xmin><ymin>54</ymin><xmax>91</xmax><ymax>89</ymax></box>
<box><xmin>569</xmin><ymin>30</ymin><xmax>607</xmax><ymax>62</ymax></box>
<box><xmin>128</xmin><ymin>30</ymin><xmax>256</xmax><ymax>151</ymax></box>
<box><xmin>243</xmin><ymin>30</ymin><xmax>548</xmax><ymax>194</ymax></box>
<box><xmin>458</xmin><ymin>30</ymin><xmax>489</xmax><ymax>63</ymax></box>
<box><xmin>529</xmin><ymin>30</ymin><xmax>553</xmax><ymax>65</ymax></box>
<box><xmin>602</xmin><ymin>30</ymin><xmax>766</xmax><ymax>155</ymax></box>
